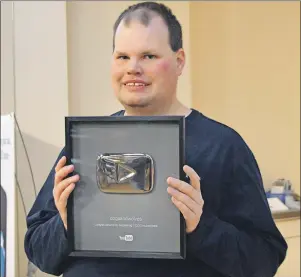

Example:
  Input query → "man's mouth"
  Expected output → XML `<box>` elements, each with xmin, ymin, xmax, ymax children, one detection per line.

<box><xmin>123</xmin><ymin>80</ymin><xmax>150</xmax><ymax>88</ymax></box>
<box><xmin>124</xmin><ymin>83</ymin><xmax>148</xmax><ymax>87</ymax></box>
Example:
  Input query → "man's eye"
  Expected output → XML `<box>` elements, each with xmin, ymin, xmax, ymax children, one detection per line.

<box><xmin>144</xmin><ymin>55</ymin><xmax>156</xmax><ymax>60</ymax></box>
<box><xmin>117</xmin><ymin>56</ymin><xmax>129</xmax><ymax>60</ymax></box>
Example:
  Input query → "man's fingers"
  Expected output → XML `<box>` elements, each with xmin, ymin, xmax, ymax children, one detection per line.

<box><xmin>171</xmin><ymin>196</ymin><xmax>194</xmax><ymax>221</ymax></box>
<box><xmin>53</xmin><ymin>174</ymin><xmax>79</xmax><ymax>201</ymax></box>
<box><xmin>58</xmin><ymin>183</ymin><xmax>75</xmax><ymax>206</ymax></box>
<box><xmin>167</xmin><ymin>177</ymin><xmax>201</xmax><ymax>204</ymax></box>
<box><xmin>55</xmin><ymin>164</ymin><xmax>74</xmax><ymax>186</ymax></box>
<box><xmin>167</xmin><ymin>187</ymin><xmax>198</xmax><ymax>214</ymax></box>
<box><xmin>183</xmin><ymin>165</ymin><xmax>201</xmax><ymax>191</ymax></box>
<box><xmin>55</xmin><ymin>156</ymin><xmax>66</xmax><ymax>173</ymax></box>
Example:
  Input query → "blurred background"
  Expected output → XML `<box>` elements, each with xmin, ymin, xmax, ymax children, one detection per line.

<box><xmin>1</xmin><ymin>1</ymin><xmax>300</xmax><ymax>276</ymax></box>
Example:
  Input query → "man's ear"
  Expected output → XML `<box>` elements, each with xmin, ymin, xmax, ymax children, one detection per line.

<box><xmin>176</xmin><ymin>48</ymin><xmax>185</xmax><ymax>76</ymax></box>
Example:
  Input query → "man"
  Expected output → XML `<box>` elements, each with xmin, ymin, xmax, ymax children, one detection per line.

<box><xmin>24</xmin><ymin>2</ymin><xmax>287</xmax><ymax>277</ymax></box>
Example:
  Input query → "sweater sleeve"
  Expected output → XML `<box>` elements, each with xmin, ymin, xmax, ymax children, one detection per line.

<box><xmin>24</xmin><ymin>148</ymin><xmax>70</xmax><ymax>276</ymax></box>
<box><xmin>186</xmin><ymin>135</ymin><xmax>288</xmax><ymax>277</ymax></box>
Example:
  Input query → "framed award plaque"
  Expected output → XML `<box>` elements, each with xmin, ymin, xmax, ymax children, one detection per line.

<box><xmin>65</xmin><ymin>116</ymin><xmax>186</xmax><ymax>259</ymax></box>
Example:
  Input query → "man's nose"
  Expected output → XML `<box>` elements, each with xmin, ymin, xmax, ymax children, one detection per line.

<box><xmin>127</xmin><ymin>58</ymin><xmax>142</xmax><ymax>75</ymax></box>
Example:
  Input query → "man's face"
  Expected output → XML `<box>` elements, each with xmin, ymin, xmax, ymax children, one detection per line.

<box><xmin>111</xmin><ymin>15</ymin><xmax>185</xmax><ymax>111</ymax></box>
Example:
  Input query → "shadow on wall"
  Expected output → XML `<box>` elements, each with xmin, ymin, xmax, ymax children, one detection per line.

<box><xmin>15</xmin><ymin>130</ymin><xmax>62</xmax><ymax>277</ymax></box>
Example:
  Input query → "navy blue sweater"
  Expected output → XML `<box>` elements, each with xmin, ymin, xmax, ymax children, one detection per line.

<box><xmin>24</xmin><ymin>109</ymin><xmax>287</xmax><ymax>277</ymax></box>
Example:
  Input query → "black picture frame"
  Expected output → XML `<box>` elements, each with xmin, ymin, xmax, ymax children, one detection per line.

<box><xmin>65</xmin><ymin>115</ymin><xmax>186</xmax><ymax>259</ymax></box>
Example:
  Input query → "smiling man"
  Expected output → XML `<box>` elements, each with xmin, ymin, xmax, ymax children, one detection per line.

<box><xmin>111</xmin><ymin>8</ymin><xmax>188</xmax><ymax>116</ymax></box>
<box><xmin>24</xmin><ymin>2</ymin><xmax>287</xmax><ymax>277</ymax></box>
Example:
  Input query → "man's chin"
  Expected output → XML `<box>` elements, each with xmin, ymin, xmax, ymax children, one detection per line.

<box><xmin>121</xmin><ymin>99</ymin><xmax>151</xmax><ymax>109</ymax></box>
<box><xmin>126</xmin><ymin>103</ymin><xmax>150</xmax><ymax>108</ymax></box>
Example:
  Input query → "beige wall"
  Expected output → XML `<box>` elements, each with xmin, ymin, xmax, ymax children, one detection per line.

<box><xmin>1</xmin><ymin>1</ymin><xmax>69</xmax><ymax>276</ymax></box>
<box><xmin>13</xmin><ymin>2</ymin><xmax>69</xmax><ymax>276</ymax></box>
<box><xmin>1</xmin><ymin>2</ymin><xmax>15</xmax><ymax>114</ymax></box>
<box><xmin>190</xmin><ymin>1</ymin><xmax>300</xmax><ymax>193</ymax></box>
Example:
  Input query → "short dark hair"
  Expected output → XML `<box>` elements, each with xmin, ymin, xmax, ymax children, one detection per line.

<box><xmin>113</xmin><ymin>1</ymin><xmax>183</xmax><ymax>52</ymax></box>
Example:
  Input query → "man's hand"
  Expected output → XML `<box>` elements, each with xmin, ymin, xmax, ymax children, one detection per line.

<box><xmin>167</xmin><ymin>165</ymin><xmax>204</xmax><ymax>234</ymax></box>
<box><xmin>53</xmin><ymin>156</ymin><xmax>80</xmax><ymax>230</ymax></box>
